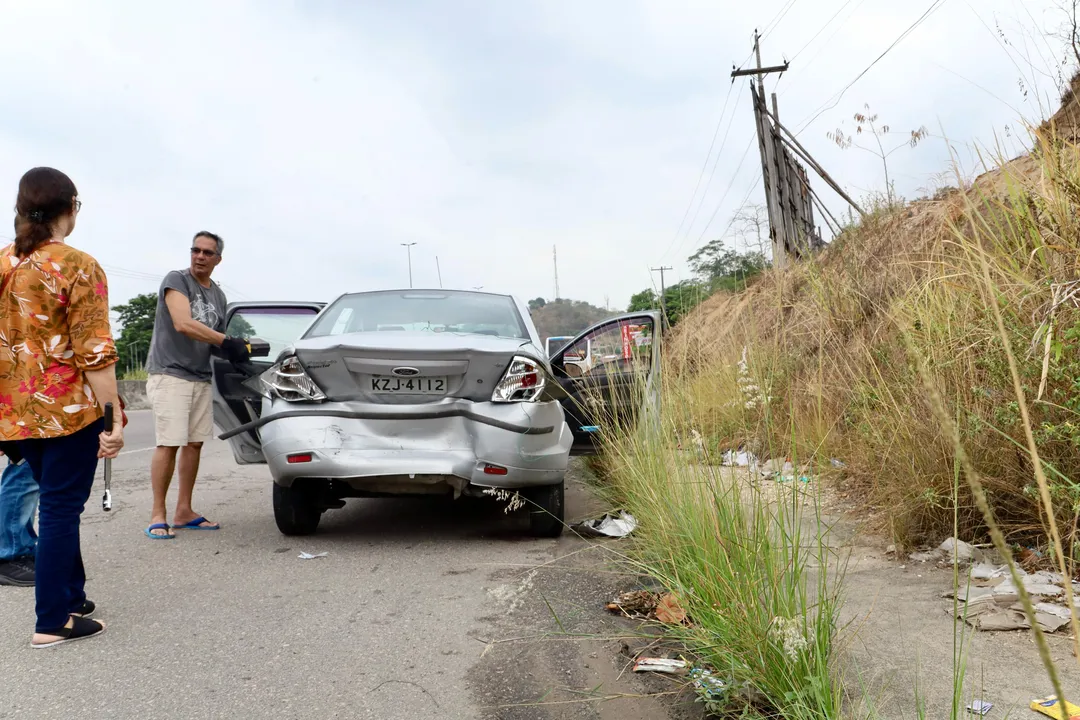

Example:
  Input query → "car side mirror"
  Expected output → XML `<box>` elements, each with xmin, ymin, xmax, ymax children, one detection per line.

<box><xmin>248</xmin><ymin>337</ymin><xmax>271</xmax><ymax>358</ymax></box>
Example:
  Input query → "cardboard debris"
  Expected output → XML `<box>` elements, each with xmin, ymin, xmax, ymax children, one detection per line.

<box><xmin>946</xmin><ymin>566</ymin><xmax>1079</xmax><ymax>633</ymax></box>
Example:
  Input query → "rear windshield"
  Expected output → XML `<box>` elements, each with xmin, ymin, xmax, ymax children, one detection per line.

<box><xmin>305</xmin><ymin>291</ymin><xmax>528</xmax><ymax>339</ymax></box>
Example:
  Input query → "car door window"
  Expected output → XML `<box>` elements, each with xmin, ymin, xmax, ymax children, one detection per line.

<box><xmin>560</xmin><ymin>318</ymin><xmax>654</xmax><ymax>378</ymax></box>
<box><xmin>226</xmin><ymin>307</ymin><xmax>321</xmax><ymax>360</ymax></box>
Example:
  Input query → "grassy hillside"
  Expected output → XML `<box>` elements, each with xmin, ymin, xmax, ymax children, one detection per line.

<box><xmin>664</xmin><ymin>77</ymin><xmax>1080</xmax><ymax>551</ymax></box>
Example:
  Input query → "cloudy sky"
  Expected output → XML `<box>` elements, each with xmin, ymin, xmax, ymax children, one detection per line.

<box><xmin>0</xmin><ymin>0</ymin><xmax>1071</xmax><ymax>317</ymax></box>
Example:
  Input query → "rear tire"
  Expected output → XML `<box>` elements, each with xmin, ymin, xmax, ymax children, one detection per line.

<box><xmin>273</xmin><ymin>482</ymin><xmax>322</xmax><ymax>536</ymax></box>
<box><xmin>523</xmin><ymin>480</ymin><xmax>565</xmax><ymax>538</ymax></box>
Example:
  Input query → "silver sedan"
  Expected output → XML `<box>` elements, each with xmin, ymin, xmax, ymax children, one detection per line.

<box><xmin>211</xmin><ymin>290</ymin><xmax>660</xmax><ymax>537</ymax></box>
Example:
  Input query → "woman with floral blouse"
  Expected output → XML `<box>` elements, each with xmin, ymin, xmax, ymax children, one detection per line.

<box><xmin>0</xmin><ymin>167</ymin><xmax>124</xmax><ymax>648</ymax></box>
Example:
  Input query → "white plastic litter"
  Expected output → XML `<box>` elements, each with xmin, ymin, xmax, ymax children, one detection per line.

<box><xmin>721</xmin><ymin>449</ymin><xmax>756</xmax><ymax>467</ymax></box>
<box><xmin>572</xmin><ymin>512</ymin><xmax>638</xmax><ymax>538</ymax></box>
<box><xmin>298</xmin><ymin>551</ymin><xmax>328</xmax><ymax>560</ymax></box>
<box><xmin>967</xmin><ymin>699</ymin><xmax>993</xmax><ymax>715</ymax></box>
<box><xmin>632</xmin><ymin>657</ymin><xmax>688</xmax><ymax>674</ymax></box>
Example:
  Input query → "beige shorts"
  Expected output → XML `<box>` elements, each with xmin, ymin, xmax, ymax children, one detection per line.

<box><xmin>147</xmin><ymin>374</ymin><xmax>213</xmax><ymax>447</ymax></box>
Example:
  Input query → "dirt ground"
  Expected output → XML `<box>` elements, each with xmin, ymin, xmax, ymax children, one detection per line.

<box><xmin>827</xmin><ymin>510</ymin><xmax>1080</xmax><ymax>717</ymax></box>
<box><xmin>467</xmin><ymin>455</ymin><xmax>1080</xmax><ymax>719</ymax></box>
<box><xmin>467</xmin><ymin>472</ymin><xmax>706</xmax><ymax>720</ymax></box>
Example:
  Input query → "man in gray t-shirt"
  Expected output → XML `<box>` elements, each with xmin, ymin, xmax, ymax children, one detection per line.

<box><xmin>144</xmin><ymin>231</ymin><xmax>250</xmax><ymax>539</ymax></box>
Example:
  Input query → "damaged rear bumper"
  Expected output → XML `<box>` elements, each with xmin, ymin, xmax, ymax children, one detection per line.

<box><xmin>251</xmin><ymin>399</ymin><xmax>573</xmax><ymax>493</ymax></box>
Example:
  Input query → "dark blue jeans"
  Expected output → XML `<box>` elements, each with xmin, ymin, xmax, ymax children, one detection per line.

<box><xmin>18</xmin><ymin>419</ymin><xmax>102</xmax><ymax>633</ymax></box>
<box><xmin>0</xmin><ymin>458</ymin><xmax>38</xmax><ymax>562</ymax></box>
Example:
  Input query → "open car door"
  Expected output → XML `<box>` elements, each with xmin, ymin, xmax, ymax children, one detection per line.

<box><xmin>548</xmin><ymin>311</ymin><xmax>662</xmax><ymax>455</ymax></box>
<box><xmin>212</xmin><ymin>301</ymin><xmax>325</xmax><ymax>464</ymax></box>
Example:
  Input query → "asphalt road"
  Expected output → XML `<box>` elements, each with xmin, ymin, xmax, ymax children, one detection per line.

<box><xmin>0</xmin><ymin>411</ymin><xmax>593</xmax><ymax>719</ymax></box>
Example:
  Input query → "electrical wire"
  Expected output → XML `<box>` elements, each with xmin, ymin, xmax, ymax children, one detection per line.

<box><xmin>761</xmin><ymin>0</ymin><xmax>801</xmax><ymax>40</ymax></box>
<box><xmin>793</xmin><ymin>0</ymin><xmax>953</xmax><ymax>136</ymax></box>
<box><xmin>663</xmin><ymin>80</ymin><xmax>740</xmax><ymax>260</ymax></box>
<box><xmin>684</xmin><ymin>134</ymin><xmax>760</xmax><ymax>253</ymax></box>
<box><xmin>790</xmin><ymin>0</ymin><xmax>856</xmax><ymax>61</ymax></box>
<box><xmin>681</xmin><ymin>87</ymin><xmax>747</xmax><ymax>245</ymax></box>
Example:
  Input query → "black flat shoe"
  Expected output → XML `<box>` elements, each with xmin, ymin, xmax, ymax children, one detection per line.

<box><xmin>32</xmin><ymin>616</ymin><xmax>106</xmax><ymax>649</ymax></box>
<box><xmin>71</xmin><ymin>600</ymin><xmax>95</xmax><ymax>618</ymax></box>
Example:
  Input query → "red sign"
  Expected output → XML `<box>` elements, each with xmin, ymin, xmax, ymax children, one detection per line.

<box><xmin>621</xmin><ymin>323</ymin><xmax>632</xmax><ymax>360</ymax></box>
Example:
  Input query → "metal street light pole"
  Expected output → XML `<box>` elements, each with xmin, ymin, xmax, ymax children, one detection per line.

<box><xmin>401</xmin><ymin>242</ymin><xmax>417</xmax><ymax>288</ymax></box>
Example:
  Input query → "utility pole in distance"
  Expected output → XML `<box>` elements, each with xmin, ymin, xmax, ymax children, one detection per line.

<box><xmin>401</xmin><ymin>242</ymin><xmax>416</xmax><ymax>288</ymax></box>
<box><xmin>650</xmin><ymin>265</ymin><xmax>672</xmax><ymax>325</ymax></box>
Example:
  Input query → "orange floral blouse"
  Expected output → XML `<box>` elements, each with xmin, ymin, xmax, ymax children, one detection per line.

<box><xmin>0</xmin><ymin>241</ymin><xmax>118</xmax><ymax>440</ymax></box>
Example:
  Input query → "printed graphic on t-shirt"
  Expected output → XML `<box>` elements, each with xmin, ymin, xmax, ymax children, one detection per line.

<box><xmin>191</xmin><ymin>295</ymin><xmax>220</xmax><ymax>329</ymax></box>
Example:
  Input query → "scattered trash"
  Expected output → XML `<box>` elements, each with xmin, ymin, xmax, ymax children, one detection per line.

<box><xmin>632</xmin><ymin>657</ymin><xmax>688</xmax><ymax>674</ymax></box>
<box><xmin>297</xmin><ymin>551</ymin><xmax>328</xmax><ymax>560</ymax></box>
<box><xmin>910</xmin><ymin>537</ymin><xmax>977</xmax><ymax>565</ymax></box>
<box><xmin>885</xmin><ymin>544</ymin><xmax>897</xmax><ymax>556</ymax></box>
<box><xmin>654</xmin><ymin>593</ymin><xmax>688</xmax><ymax>625</ymax></box>
<box><xmin>946</xmin><ymin>565</ymin><xmax>1079</xmax><ymax>633</ymax></box>
<box><xmin>606</xmin><ymin>590</ymin><xmax>689</xmax><ymax>624</ymax></box>
<box><xmin>970</xmin><ymin>562</ymin><xmax>1007</xmax><ymax>580</ymax></box>
<box><xmin>940</xmin><ymin>538</ymin><xmax>976</xmax><ymax>564</ymax></box>
<box><xmin>1030</xmin><ymin>694</ymin><xmax>1080</xmax><ymax>720</ymax></box>
<box><xmin>689</xmin><ymin>667</ymin><xmax>726</xmax><ymax>698</ymax></box>
<box><xmin>830</xmin><ymin>458</ymin><xmax>846</xmax><ymax>468</ymax></box>
<box><xmin>606</xmin><ymin>590</ymin><xmax>659</xmax><ymax>619</ymax></box>
<box><xmin>756</xmin><ymin>458</ymin><xmax>783</xmax><ymax>479</ymax></box>
<box><xmin>572</xmin><ymin>511</ymin><xmax>637</xmax><ymax>538</ymax></box>
<box><xmin>721</xmin><ymin>449</ymin><xmax>756</xmax><ymax>467</ymax></box>
<box><xmin>778</xmin><ymin>475</ymin><xmax>811</xmax><ymax>484</ymax></box>
<box><xmin>967</xmin><ymin>699</ymin><xmax>993</xmax><ymax>716</ymax></box>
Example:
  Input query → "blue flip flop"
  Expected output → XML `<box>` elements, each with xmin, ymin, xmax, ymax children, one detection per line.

<box><xmin>173</xmin><ymin>516</ymin><xmax>220</xmax><ymax>530</ymax></box>
<box><xmin>144</xmin><ymin>523</ymin><xmax>173</xmax><ymax>540</ymax></box>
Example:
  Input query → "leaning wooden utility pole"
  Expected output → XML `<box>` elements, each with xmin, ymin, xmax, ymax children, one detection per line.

<box><xmin>732</xmin><ymin>32</ymin><xmax>791</xmax><ymax>269</ymax></box>
<box><xmin>731</xmin><ymin>32</ymin><xmax>864</xmax><ymax>270</ymax></box>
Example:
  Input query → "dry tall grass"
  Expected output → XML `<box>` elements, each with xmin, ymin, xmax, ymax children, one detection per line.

<box><xmin>664</xmin><ymin>94</ymin><xmax>1080</xmax><ymax>561</ymax></box>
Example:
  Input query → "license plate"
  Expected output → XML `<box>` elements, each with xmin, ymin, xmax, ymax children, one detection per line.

<box><xmin>370</xmin><ymin>376</ymin><xmax>447</xmax><ymax>394</ymax></box>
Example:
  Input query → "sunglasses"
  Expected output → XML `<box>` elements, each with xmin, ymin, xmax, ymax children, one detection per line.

<box><xmin>190</xmin><ymin>247</ymin><xmax>218</xmax><ymax>257</ymax></box>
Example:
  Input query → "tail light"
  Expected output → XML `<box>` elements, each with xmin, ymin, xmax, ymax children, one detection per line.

<box><xmin>247</xmin><ymin>356</ymin><xmax>327</xmax><ymax>402</ymax></box>
<box><xmin>491</xmin><ymin>356</ymin><xmax>545</xmax><ymax>403</ymax></box>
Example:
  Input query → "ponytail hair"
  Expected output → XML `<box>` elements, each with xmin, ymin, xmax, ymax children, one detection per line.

<box><xmin>13</xmin><ymin>167</ymin><xmax>78</xmax><ymax>258</ymax></box>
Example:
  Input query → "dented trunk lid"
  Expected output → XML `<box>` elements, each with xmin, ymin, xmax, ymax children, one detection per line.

<box><xmin>292</xmin><ymin>332</ymin><xmax>542</xmax><ymax>404</ymax></box>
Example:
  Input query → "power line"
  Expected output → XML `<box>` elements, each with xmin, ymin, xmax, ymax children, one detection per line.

<box><xmin>686</xmin><ymin>133</ymin><xmax>759</xmax><ymax>251</ymax></box>
<box><xmin>761</xmin><ymin>0</ymin><xmax>801</xmax><ymax>40</ymax></box>
<box><xmin>681</xmin><ymin>84</ymin><xmax>747</xmax><ymax>246</ymax></box>
<box><xmin>790</xmin><ymin>0</ymin><xmax>857</xmax><ymax>61</ymax></box>
<box><xmin>665</xmin><ymin>79</ymin><xmax>740</xmax><ymax>260</ymax></box>
<box><xmin>793</xmin><ymin>0</ymin><xmax>953</xmax><ymax>136</ymax></box>
<box><xmin>778</xmin><ymin>0</ymin><xmax>870</xmax><ymax>98</ymax></box>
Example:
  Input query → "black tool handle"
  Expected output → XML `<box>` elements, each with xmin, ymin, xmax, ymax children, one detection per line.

<box><xmin>104</xmin><ymin>402</ymin><xmax>114</xmax><ymax>432</ymax></box>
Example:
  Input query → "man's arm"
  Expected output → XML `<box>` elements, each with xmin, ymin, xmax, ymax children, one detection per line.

<box><xmin>164</xmin><ymin>289</ymin><xmax>226</xmax><ymax>346</ymax></box>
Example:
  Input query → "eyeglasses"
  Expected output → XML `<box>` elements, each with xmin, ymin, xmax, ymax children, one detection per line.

<box><xmin>190</xmin><ymin>247</ymin><xmax>218</xmax><ymax>257</ymax></box>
